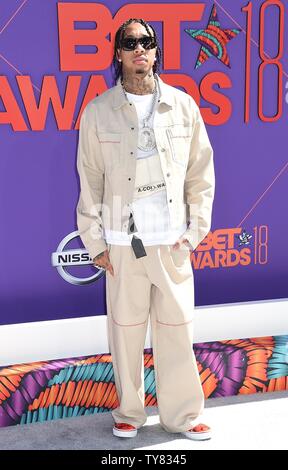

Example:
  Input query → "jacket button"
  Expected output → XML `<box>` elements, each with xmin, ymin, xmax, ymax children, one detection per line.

<box><xmin>130</xmin><ymin>152</ymin><xmax>134</xmax><ymax>155</ymax></box>
<box><xmin>128</xmin><ymin>178</ymin><xmax>131</xmax><ymax>181</ymax></box>
<box><xmin>131</xmin><ymin>127</ymin><xmax>134</xmax><ymax>130</ymax></box>
<box><xmin>167</xmin><ymin>173</ymin><xmax>170</xmax><ymax>177</ymax></box>
<box><xmin>169</xmin><ymin>199</ymin><xmax>172</xmax><ymax>203</ymax></box>
<box><xmin>161</xmin><ymin>148</ymin><xmax>165</xmax><ymax>152</ymax></box>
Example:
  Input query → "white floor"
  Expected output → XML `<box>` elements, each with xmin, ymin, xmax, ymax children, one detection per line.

<box><xmin>0</xmin><ymin>390</ymin><xmax>287</xmax><ymax>450</ymax></box>
<box><xmin>136</xmin><ymin>390</ymin><xmax>288</xmax><ymax>450</ymax></box>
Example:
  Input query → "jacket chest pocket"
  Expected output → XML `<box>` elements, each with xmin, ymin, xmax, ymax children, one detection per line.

<box><xmin>98</xmin><ymin>132</ymin><xmax>122</xmax><ymax>173</ymax></box>
<box><xmin>166</xmin><ymin>126</ymin><xmax>192</xmax><ymax>169</ymax></box>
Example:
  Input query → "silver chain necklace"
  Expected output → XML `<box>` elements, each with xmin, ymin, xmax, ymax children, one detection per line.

<box><xmin>121</xmin><ymin>78</ymin><xmax>158</xmax><ymax>152</ymax></box>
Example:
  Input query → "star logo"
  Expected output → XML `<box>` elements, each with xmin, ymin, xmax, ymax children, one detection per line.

<box><xmin>184</xmin><ymin>3</ymin><xmax>241</xmax><ymax>69</ymax></box>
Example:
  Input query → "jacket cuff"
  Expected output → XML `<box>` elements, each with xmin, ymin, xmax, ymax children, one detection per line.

<box><xmin>86</xmin><ymin>239</ymin><xmax>108</xmax><ymax>261</ymax></box>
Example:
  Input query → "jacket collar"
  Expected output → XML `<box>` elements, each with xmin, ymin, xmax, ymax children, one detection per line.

<box><xmin>112</xmin><ymin>73</ymin><xmax>173</xmax><ymax>110</ymax></box>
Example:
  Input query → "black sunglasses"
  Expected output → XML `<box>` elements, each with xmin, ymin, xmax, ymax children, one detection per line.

<box><xmin>120</xmin><ymin>36</ymin><xmax>157</xmax><ymax>51</ymax></box>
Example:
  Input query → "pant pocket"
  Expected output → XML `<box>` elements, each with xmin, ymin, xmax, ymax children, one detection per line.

<box><xmin>160</xmin><ymin>244</ymin><xmax>193</xmax><ymax>284</ymax></box>
<box><xmin>169</xmin><ymin>243</ymin><xmax>191</xmax><ymax>267</ymax></box>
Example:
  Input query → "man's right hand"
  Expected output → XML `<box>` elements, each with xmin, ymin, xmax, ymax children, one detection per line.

<box><xmin>92</xmin><ymin>250</ymin><xmax>114</xmax><ymax>276</ymax></box>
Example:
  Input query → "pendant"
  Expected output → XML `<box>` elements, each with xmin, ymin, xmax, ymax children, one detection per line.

<box><xmin>138</xmin><ymin>126</ymin><xmax>156</xmax><ymax>152</ymax></box>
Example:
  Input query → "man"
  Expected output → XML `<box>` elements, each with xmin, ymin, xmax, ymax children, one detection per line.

<box><xmin>76</xmin><ymin>18</ymin><xmax>215</xmax><ymax>441</ymax></box>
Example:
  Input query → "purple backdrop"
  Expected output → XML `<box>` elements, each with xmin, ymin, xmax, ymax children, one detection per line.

<box><xmin>0</xmin><ymin>0</ymin><xmax>287</xmax><ymax>325</ymax></box>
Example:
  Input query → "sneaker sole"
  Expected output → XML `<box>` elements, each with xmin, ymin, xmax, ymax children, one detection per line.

<box><xmin>113</xmin><ymin>427</ymin><xmax>137</xmax><ymax>438</ymax></box>
<box><xmin>181</xmin><ymin>430</ymin><xmax>212</xmax><ymax>441</ymax></box>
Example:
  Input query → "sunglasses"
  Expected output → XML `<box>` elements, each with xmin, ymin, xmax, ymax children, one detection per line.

<box><xmin>120</xmin><ymin>36</ymin><xmax>157</xmax><ymax>51</ymax></box>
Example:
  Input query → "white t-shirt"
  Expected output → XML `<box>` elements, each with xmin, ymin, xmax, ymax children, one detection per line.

<box><xmin>103</xmin><ymin>91</ymin><xmax>187</xmax><ymax>245</ymax></box>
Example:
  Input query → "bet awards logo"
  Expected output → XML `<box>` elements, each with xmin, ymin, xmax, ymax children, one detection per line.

<box><xmin>51</xmin><ymin>231</ymin><xmax>104</xmax><ymax>285</ymax></box>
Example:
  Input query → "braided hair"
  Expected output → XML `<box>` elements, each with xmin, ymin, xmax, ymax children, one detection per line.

<box><xmin>112</xmin><ymin>18</ymin><xmax>162</xmax><ymax>85</ymax></box>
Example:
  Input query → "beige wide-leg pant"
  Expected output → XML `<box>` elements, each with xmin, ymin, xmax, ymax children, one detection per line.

<box><xmin>105</xmin><ymin>243</ymin><xmax>205</xmax><ymax>433</ymax></box>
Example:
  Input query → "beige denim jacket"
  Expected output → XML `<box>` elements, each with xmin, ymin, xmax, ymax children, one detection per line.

<box><xmin>76</xmin><ymin>73</ymin><xmax>215</xmax><ymax>260</ymax></box>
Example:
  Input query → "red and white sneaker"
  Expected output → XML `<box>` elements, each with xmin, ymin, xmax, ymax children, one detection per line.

<box><xmin>113</xmin><ymin>422</ymin><xmax>138</xmax><ymax>438</ymax></box>
<box><xmin>181</xmin><ymin>422</ymin><xmax>212</xmax><ymax>441</ymax></box>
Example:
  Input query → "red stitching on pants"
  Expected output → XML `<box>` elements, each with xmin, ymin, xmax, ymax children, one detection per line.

<box><xmin>111</xmin><ymin>315</ymin><xmax>148</xmax><ymax>327</ymax></box>
<box><xmin>156</xmin><ymin>319</ymin><xmax>193</xmax><ymax>326</ymax></box>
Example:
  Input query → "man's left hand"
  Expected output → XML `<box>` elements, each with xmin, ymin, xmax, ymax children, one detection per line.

<box><xmin>172</xmin><ymin>237</ymin><xmax>193</xmax><ymax>251</ymax></box>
